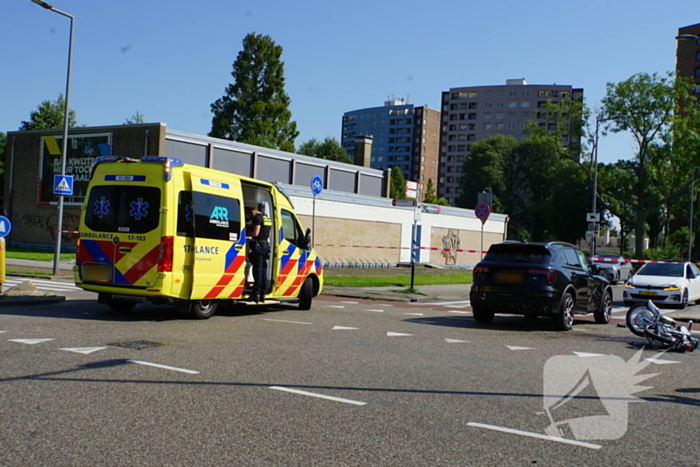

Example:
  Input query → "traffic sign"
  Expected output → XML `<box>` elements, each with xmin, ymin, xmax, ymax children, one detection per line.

<box><xmin>311</xmin><ymin>176</ymin><xmax>323</xmax><ymax>196</ymax></box>
<box><xmin>54</xmin><ymin>175</ymin><xmax>74</xmax><ymax>196</ymax></box>
<box><xmin>474</xmin><ymin>203</ymin><xmax>491</xmax><ymax>221</ymax></box>
<box><xmin>586</xmin><ymin>231</ymin><xmax>599</xmax><ymax>239</ymax></box>
<box><xmin>0</xmin><ymin>216</ymin><xmax>11</xmax><ymax>238</ymax></box>
<box><xmin>586</xmin><ymin>213</ymin><xmax>600</xmax><ymax>222</ymax></box>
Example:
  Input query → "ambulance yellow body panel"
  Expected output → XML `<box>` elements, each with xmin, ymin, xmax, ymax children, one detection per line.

<box><xmin>75</xmin><ymin>156</ymin><xmax>323</xmax><ymax>318</ymax></box>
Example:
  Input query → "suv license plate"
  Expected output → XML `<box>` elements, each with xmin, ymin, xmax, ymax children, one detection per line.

<box><xmin>495</xmin><ymin>271</ymin><xmax>524</xmax><ymax>284</ymax></box>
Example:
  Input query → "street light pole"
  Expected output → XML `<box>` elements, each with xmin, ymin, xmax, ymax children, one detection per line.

<box><xmin>590</xmin><ymin>114</ymin><xmax>623</xmax><ymax>256</ymax></box>
<box><xmin>31</xmin><ymin>0</ymin><xmax>74</xmax><ymax>275</ymax></box>
<box><xmin>688</xmin><ymin>167</ymin><xmax>700</xmax><ymax>262</ymax></box>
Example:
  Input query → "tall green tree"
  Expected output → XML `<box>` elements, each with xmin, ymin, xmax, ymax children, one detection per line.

<box><xmin>297</xmin><ymin>137</ymin><xmax>351</xmax><ymax>163</ymax></box>
<box><xmin>390</xmin><ymin>166</ymin><xmax>406</xmax><ymax>200</ymax></box>
<box><xmin>19</xmin><ymin>94</ymin><xmax>77</xmax><ymax>130</ymax></box>
<box><xmin>422</xmin><ymin>178</ymin><xmax>449</xmax><ymax>205</ymax></box>
<box><xmin>124</xmin><ymin>111</ymin><xmax>146</xmax><ymax>125</ymax></box>
<box><xmin>598</xmin><ymin>72</ymin><xmax>700</xmax><ymax>257</ymax></box>
<box><xmin>457</xmin><ymin>134</ymin><xmax>516</xmax><ymax>212</ymax></box>
<box><xmin>210</xmin><ymin>33</ymin><xmax>299</xmax><ymax>152</ymax></box>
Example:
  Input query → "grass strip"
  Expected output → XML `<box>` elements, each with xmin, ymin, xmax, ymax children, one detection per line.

<box><xmin>324</xmin><ymin>273</ymin><xmax>472</xmax><ymax>288</ymax></box>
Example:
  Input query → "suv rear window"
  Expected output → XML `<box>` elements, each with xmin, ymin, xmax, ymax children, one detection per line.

<box><xmin>84</xmin><ymin>186</ymin><xmax>161</xmax><ymax>234</ymax></box>
<box><xmin>483</xmin><ymin>244</ymin><xmax>551</xmax><ymax>264</ymax></box>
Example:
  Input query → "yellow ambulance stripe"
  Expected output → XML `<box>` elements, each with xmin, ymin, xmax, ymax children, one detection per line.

<box><xmin>45</xmin><ymin>136</ymin><xmax>61</xmax><ymax>156</ymax></box>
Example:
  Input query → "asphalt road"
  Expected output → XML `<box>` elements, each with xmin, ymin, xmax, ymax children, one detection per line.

<box><xmin>1</xmin><ymin>290</ymin><xmax>699</xmax><ymax>466</ymax></box>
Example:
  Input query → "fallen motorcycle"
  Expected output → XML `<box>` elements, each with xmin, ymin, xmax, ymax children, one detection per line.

<box><xmin>626</xmin><ymin>300</ymin><xmax>698</xmax><ymax>352</ymax></box>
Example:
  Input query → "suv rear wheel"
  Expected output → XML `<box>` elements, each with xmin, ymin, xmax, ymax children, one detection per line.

<box><xmin>472</xmin><ymin>306</ymin><xmax>494</xmax><ymax>324</ymax></box>
<box><xmin>555</xmin><ymin>291</ymin><xmax>575</xmax><ymax>331</ymax></box>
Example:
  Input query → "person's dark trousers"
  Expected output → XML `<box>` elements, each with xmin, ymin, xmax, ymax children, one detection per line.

<box><xmin>252</xmin><ymin>241</ymin><xmax>270</xmax><ymax>302</ymax></box>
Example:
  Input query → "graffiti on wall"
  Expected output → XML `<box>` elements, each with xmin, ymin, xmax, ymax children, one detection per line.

<box><xmin>441</xmin><ymin>229</ymin><xmax>461</xmax><ymax>265</ymax></box>
<box><xmin>45</xmin><ymin>212</ymin><xmax>80</xmax><ymax>245</ymax></box>
<box><xmin>21</xmin><ymin>214</ymin><xmax>43</xmax><ymax>229</ymax></box>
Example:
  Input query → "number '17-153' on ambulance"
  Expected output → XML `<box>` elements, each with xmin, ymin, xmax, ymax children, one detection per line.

<box><xmin>75</xmin><ymin>155</ymin><xmax>323</xmax><ymax>319</ymax></box>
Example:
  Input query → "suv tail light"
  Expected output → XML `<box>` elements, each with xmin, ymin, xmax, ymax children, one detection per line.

<box><xmin>158</xmin><ymin>236</ymin><xmax>174</xmax><ymax>272</ymax></box>
<box><xmin>529</xmin><ymin>269</ymin><xmax>556</xmax><ymax>285</ymax></box>
<box><xmin>473</xmin><ymin>266</ymin><xmax>489</xmax><ymax>281</ymax></box>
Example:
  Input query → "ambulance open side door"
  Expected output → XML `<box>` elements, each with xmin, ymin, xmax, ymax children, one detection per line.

<box><xmin>188</xmin><ymin>175</ymin><xmax>247</xmax><ymax>300</ymax></box>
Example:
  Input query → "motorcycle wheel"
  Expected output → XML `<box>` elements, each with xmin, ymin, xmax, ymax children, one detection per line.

<box><xmin>626</xmin><ymin>305</ymin><xmax>657</xmax><ymax>337</ymax></box>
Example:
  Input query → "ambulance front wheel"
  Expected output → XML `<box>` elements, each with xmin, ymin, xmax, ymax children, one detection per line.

<box><xmin>298</xmin><ymin>277</ymin><xmax>313</xmax><ymax>310</ymax></box>
<box><xmin>177</xmin><ymin>300</ymin><xmax>218</xmax><ymax>319</ymax></box>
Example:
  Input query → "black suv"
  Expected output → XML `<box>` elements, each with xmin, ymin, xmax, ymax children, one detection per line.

<box><xmin>469</xmin><ymin>241</ymin><xmax>613</xmax><ymax>330</ymax></box>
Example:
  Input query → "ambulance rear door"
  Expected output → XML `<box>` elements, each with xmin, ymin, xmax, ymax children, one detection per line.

<box><xmin>79</xmin><ymin>165</ymin><xmax>163</xmax><ymax>290</ymax></box>
<box><xmin>188</xmin><ymin>174</ymin><xmax>246</xmax><ymax>300</ymax></box>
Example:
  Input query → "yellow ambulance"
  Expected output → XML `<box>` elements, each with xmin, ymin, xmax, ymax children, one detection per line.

<box><xmin>75</xmin><ymin>155</ymin><xmax>324</xmax><ymax>318</ymax></box>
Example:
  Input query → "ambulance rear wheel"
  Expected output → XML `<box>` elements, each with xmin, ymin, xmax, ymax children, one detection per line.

<box><xmin>107</xmin><ymin>299</ymin><xmax>136</xmax><ymax>313</ymax></box>
<box><xmin>298</xmin><ymin>277</ymin><xmax>313</xmax><ymax>310</ymax></box>
<box><xmin>178</xmin><ymin>300</ymin><xmax>218</xmax><ymax>319</ymax></box>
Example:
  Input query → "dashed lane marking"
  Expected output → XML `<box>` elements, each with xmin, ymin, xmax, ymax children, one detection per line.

<box><xmin>270</xmin><ymin>386</ymin><xmax>366</xmax><ymax>406</ymax></box>
<box><xmin>404</xmin><ymin>312</ymin><xmax>423</xmax><ymax>316</ymax></box>
<box><xmin>645</xmin><ymin>358</ymin><xmax>681</xmax><ymax>364</ymax></box>
<box><xmin>506</xmin><ymin>345</ymin><xmax>534</xmax><ymax>351</ymax></box>
<box><xmin>387</xmin><ymin>332</ymin><xmax>413</xmax><ymax>337</ymax></box>
<box><xmin>445</xmin><ymin>339</ymin><xmax>470</xmax><ymax>343</ymax></box>
<box><xmin>127</xmin><ymin>360</ymin><xmax>200</xmax><ymax>374</ymax></box>
<box><xmin>332</xmin><ymin>326</ymin><xmax>359</xmax><ymax>330</ymax></box>
<box><xmin>60</xmin><ymin>347</ymin><xmax>107</xmax><ymax>355</ymax></box>
<box><xmin>8</xmin><ymin>338</ymin><xmax>54</xmax><ymax>345</ymax></box>
<box><xmin>573</xmin><ymin>352</ymin><xmax>605</xmax><ymax>357</ymax></box>
<box><xmin>467</xmin><ymin>422</ymin><xmax>601</xmax><ymax>450</ymax></box>
<box><xmin>366</xmin><ymin>309</ymin><xmax>384</xmax><ymax>313</ymax></box>
<box><xmin>448</xmin><ymin>310</ymin><xmax>471</xmax><ymax>314</ymax></box>
<box><xmin>341</xmin><ymin>301</ymin><xmax>358</xmax><ymax>304</ymax></box>
<box><xmin>264</xmin><ymin>319</ymin><xmax>312</xmax><ymax>325</ymax></box>
<box><xmin>327</xmin><ymin>305</ymin><xmax>345</xmax><ymax>309</ymax></box>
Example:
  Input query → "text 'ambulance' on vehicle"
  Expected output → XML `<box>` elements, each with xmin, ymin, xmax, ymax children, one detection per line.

<box><xmin>74</xmin><ymin>155</ymin><xmax>323</xmax><ymax>318</ymax></box>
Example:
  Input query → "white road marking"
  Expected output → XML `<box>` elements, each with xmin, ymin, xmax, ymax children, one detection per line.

<box><xmin>332</xmin><ymin>326</ymin><xmax>358</xmax><ymax>330</ymax></box>
<box><xmin>404</xmin><ymin>312</ymin><xmax>424</xmax><ymax>316</ymax></box>
<box><xmin>270</xmin><ymin>386</ymin><xmax>366</xmax><ymax>406</ymax></box>
<box><xmin>467</xmin><ymin>422</ymin><xmax>601</xmax><ymax>450</ymax></box>
<box><xmin>573</xmin><ymin>352</ymin><xmax>606</xmax><ymax>357</ymax></box>
<box><xmin>341</xmin><ymin>301</ymin><xmax>358</xmax><ymax>304</ymax></box>
<box><xmin>645</xmin><ymin>358</ymin><xmax>681</xmax><ymax>364</ymax></box>
<box><xmin>8</xmin><ymin>338</ymin><xmax>54</xmax><ymax>345</ymax></box>
<box><xmin>366</xmin><ymin>309</ymin><xmax>384</xmax><ymax>313</ymax></box>
<box><xmin>60</xmin><ymin>347</ymin><xmax>107</xmax><ymax>355</ymax></box>
<box><xmin>445</xmin><ymin>339</ymin><xmax>470</xmax><ymax>343</ymax></box>
<box><xmin>0</xmin><ymin>331</ymin><xmax>8</xmax><ymax>333</ymax></box>
<box><xmin>127</xmin><ymin>360</ymin><xmax>200</xmax><ymax>374</ymax></box>
<box><xmin>327</xmin><ymin>305</ymin><xmax>345</xmax><ymax>309</ymax></box>
<box><xmin>264</xmin><ymin>319</ymin><xmax>312</xmax><ymax>325</ymax></box>
<box><xmin>2</xmin><ymin>278</ymin><xmax>81</xmax><ymax>292</ymax></box>
<box><xmin>387</xmin><ymin>332</ymin><xmax>413</xmax><ymax>337</ymax></box>
<box><xmin>506</xmin><ymin>345</ymin><xmax>533</xmax><ymax>351</ymax></box>
<box><xmin>448</xmin><ymin>310</ymin><xmax>471</xmax><ymax>314</ymax></box>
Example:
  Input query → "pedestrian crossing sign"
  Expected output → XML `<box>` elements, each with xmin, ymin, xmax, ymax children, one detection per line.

<box><xmin>53</xmin><ymin>175</ymin><xmax>74</xmax><ymax>195</ymax></box>
<box><xmin>0</xmin><ymin>215</ymin><xmax>11</xmax><ymax>238</ymax></box>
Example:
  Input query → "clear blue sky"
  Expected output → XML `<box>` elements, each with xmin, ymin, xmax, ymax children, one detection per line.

<box><xmin>2</xmin><ymin>0</ymin><xmax>695</xmax><ymax>164</ymax></box>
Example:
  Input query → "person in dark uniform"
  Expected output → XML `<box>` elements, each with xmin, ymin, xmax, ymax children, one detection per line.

<box><xmin>246</xmin><ymin>204</ymin><xmax>272</xmax><ymax>303</ymax></box>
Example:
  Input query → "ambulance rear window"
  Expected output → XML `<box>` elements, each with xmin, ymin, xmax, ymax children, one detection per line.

<box><xmin>84</xmin><ymin>186</ymin><xmax>161</xmax><ymax>234</ymax></box>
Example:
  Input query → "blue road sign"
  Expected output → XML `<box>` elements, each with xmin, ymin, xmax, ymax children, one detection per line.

<box><xmin>311</xmin><ymin>176</ymin><xmax>323</xmax><ymax>196</ymax></box>
<box><xmin>54</xmin><ymin>175</ymin><xmax>74</xmax><ymax>196</ymax></box>
<box><xmin>0</xmin><ymin>216</ymin><xmax>12</xmax><ymax>238</ymax></box>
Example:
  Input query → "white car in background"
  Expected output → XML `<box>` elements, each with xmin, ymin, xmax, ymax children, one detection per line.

<box><xmin>623</xmin><ymin>261</ymin><xmax>700</xmax><ymax>309</ymax></box>
<box><xmin>592</xmin><ymin>253</ymin><xmax>633</xmax><ymax>284</ymax></box>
